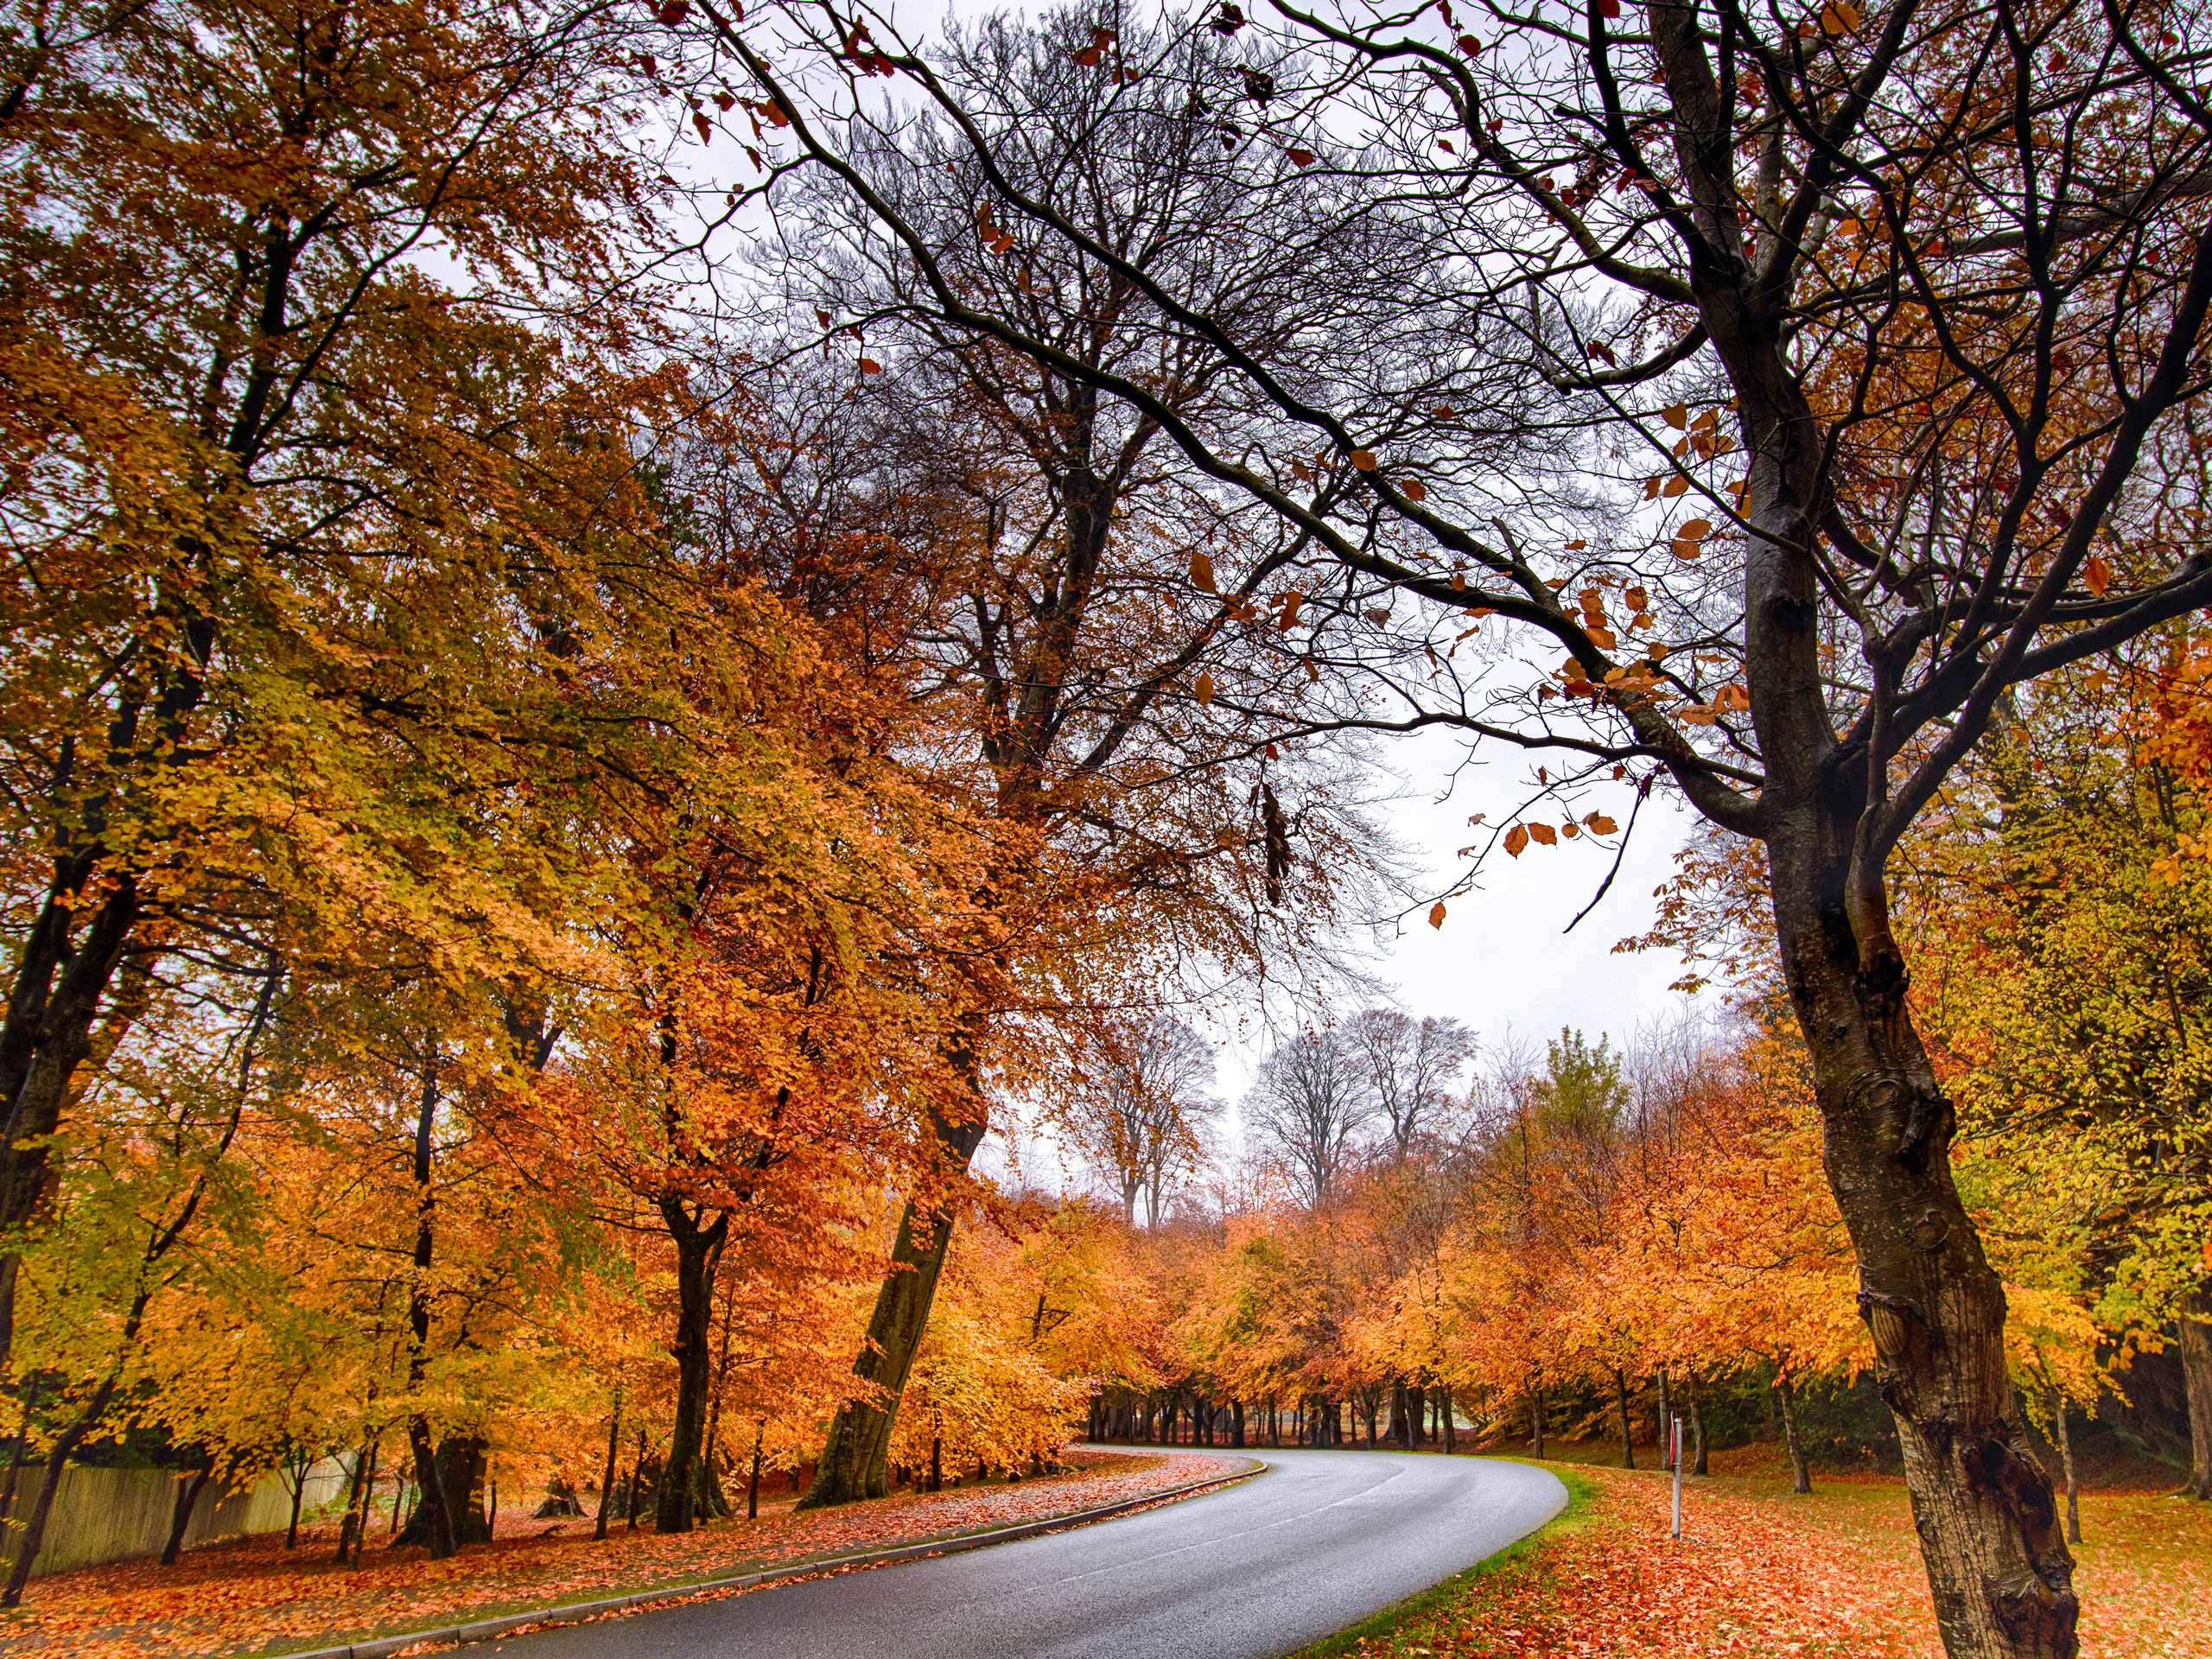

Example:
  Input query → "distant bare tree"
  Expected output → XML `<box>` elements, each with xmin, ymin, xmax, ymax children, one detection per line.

<box><xmin>1344</xmin><ymin>1008</ymin><xmax>1476</xmax><ymax>1160</ymax></box>
<box><xmin>1243</xmin><ymin>1027</ymin><xmax>1368</xmax><ymax>1207</ymax></box>
<box><xmin>1066</xmin><ymin>1014</ymin><xmax>1219</xmax><ymax>1226</ymax></box>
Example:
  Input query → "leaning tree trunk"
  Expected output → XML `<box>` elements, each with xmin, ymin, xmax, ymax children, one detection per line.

<box><xmin>1766</xmin><ymin>789</ymin><xmax>2077</xmax><ymax>1656</ymax></box>
<box><xmin>2180</xmin><ymin>1288</ymin><xmax>2212</xmax><ymax>1502</ymax></box>
<box><xmin>800</xmin><ymin>1106</ymin><xmax>985</xmax><ymax>1508</ymax></box>
<box><xmin>161</xmin><ymin>1450</ymin><xmax>217</xmax><ymax>1565</ymax></box>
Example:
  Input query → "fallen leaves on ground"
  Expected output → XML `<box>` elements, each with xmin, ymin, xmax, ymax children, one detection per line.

<box><xmin>1333</xmin><ymin>1454</ymin><xmax>2211</xmax><ymax>1659</ymax></box>
<box><xmin>1</xmin><ymin>1447</ymin><xmax>1238</xmax><ymax>1659</ymax></box>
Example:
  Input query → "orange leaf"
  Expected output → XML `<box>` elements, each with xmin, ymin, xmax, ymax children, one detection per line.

<box><xmin>1527</xmin><ymin>822</ymin><xmax>1558</xmax><ymax>846</ymax></box>
<box><xmin>1349</xmin><ymin>448</ymin><xmax>1378</xmax><ymax>471</ymax></box>
<box><xmin>2083</xmin><ymin>554</ymin><xmax>2113</xmax><ymax>597</ymax></box>
<box><xmin>1194</xmin><ymin>672</ymin><xmax>1216</xmax><ymax>705</ymax></box>
<box><xmin>1190</xmin><ymin>550</ymin><xmax>1217</xmax><ymax>593</ymax></box>
<box><xmin>1504</xmin><ymin>823</ymin><xmax>1530</xmax><ymax>857</ymax></box>
<box><xmin>1428</xmin><ymin>901</ymin><xmax>1447</xmax><ymax>929</ymax></box>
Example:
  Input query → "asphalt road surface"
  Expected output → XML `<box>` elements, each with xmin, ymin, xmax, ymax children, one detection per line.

<box><xmin>500</xmin><ymin>1448</ymin><xmax>1568</xmax><ymax>1659</ymax></box>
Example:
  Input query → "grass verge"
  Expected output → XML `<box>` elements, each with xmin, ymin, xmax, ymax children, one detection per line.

<box><xmin>1295</xmin><ymin>1463</ymin><xmax>1597</xmax><ymax>1659</ymax></box>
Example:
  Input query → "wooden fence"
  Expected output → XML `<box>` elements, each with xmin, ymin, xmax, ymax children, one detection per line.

<box><xmin>2</xmin><ymin>1456</ymin><xmax>350</xmax><ymax>1577</ymax></box>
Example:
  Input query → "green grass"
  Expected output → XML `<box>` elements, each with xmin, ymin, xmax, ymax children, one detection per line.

<box><xmin>1294</xmin><ymin>1463</ymin><xmax>1599</xmax><ymax>1659</ymax></box>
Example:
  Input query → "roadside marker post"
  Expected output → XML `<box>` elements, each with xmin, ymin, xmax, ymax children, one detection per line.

<box><xmin>1670</xmin><ymin>1416</ymin><xmax>1684</xmax><ymax>1539</ymax></box>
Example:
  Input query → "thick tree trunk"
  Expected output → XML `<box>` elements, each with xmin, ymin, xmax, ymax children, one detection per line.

<box><xmin>161</xmin><ymin>1449</ymin><xmax>217</xmax><ymax>1565</ymax></box>
<box><xmin>1767</xmin><ymin>798</ymin><xmax>2077</xmax><ymax>1655</ymax></box>
<box><xmin>801</xmin><ymin>1109</ymin><xmax>985</xmax><ymax>1509</ymax></box>
<box><xmin>399</xmin><ymin>1437</ymin><xmax>488</xmax><ymax>1548</ymax></box>
<box><xmin>1615</xmin><ymin>1368</ymin><xmax>1636</xmax><ymax>1470</ymax></box>
<box><xmin>1441</xmin><ymin>1385</ymin><xmax>1454</xmax><ymax>1456</ymax></box>
<box><xmin>654</xmin><ymin>1202</ymin><xmax>727</xmax><ymax>1533</ymax></box>
<box><xmin>1777</xmin><ymin>1376</ymin><xmax>1811</xmax><ymax>1495</ymax></box>
<box><xmin>2181</xmin><ymin>1290</ymin><xmax>2212</xmax><ymax>1501</ymax></box>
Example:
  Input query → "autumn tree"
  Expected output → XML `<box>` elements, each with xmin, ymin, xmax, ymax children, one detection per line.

<box><xmin>687</xmin><ymin>12</ymin><xmax>1393</xmax><ymax>1507</ymax></box>
<box><xmin>715</xmin><ymin>1</ymin><xmax>2212</xmax><ymax>1646</ymax></box>
<box><xmin>0</xmin><ymin>0</ymin><xmax>683</xmax><ymax>1372</ymax></box>
<box><xmin>1063</xmin><ymin>1014</ymin><xmax>1221</xmax><ymax>1226</ymax></box>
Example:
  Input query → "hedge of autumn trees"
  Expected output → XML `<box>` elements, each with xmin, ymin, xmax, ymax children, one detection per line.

<box><xmin>3</xmin><ymin>2</ymin><xmax>2212</xmax><ymax>1657</ymax></box>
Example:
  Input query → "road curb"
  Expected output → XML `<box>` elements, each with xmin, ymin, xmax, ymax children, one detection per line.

<box><xmin>268</xmin><ymin>1454</ymin><xmax>1266</xmax><ymax>1659</ymax></box>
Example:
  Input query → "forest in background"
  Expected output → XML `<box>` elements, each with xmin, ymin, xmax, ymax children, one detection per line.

<box><xmin>3</xmin><ymin>1</ymin><xmax>2211</xmax><ymax>1656</ymax></box>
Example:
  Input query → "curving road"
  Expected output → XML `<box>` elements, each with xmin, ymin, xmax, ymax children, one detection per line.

<box><xmin>500</xmin><ymin>1448</ymin><xmax>1567</xmax><ymax>1659</ymax></box>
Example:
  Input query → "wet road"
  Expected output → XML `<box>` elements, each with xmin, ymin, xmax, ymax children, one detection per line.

<box><xmin>499</xmin><ymin>1447</ymin><xmax>1567</xmax><ymax>1659</ymax></box>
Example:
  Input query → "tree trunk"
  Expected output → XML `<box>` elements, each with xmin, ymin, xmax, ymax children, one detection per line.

<box><xmin>2</xmin><ymin>1364</ymin><xmax>120</xmax><ymax>1605</ymax></box>
<box><xmin>1529</xmin><ymin>1383</ymin><xmax>1545</xmax><ymax>1459</ymax></box>
<box><xmin>1232</xmin><ymin>1399</ymin><xmax>1245</xmax><ymax>1449</ymax></box>
<box><xmin>1615</xmin><ymin>1368</ymin><xmax>1637</xmax><ymax>1470</ymax></box>
<box><xmin>1442</xmin><ymin>1384</ymin><xmax>1454</xmax><ymax>1455</ymax></box>
<box><xmin>626</xmin><ymin>1430</ymin><xmax>646</xmax><ymax>1530</ymax></box>
<box><xmin>1767</xmin><ymin>795</ymin><xmax>2077</xmax><ymax>1655</ymax></box>
<box><xmin>339</xmin><ymin>1439</ymin><xmax>378</xmax><ymax>1565</ymax></box>
<box><xmin>161</xmin><ymin>1449</ymin><xmax>217</xmax><ymax>1566</ymax></box>
<box><xmin>2049</xmin><ymin>1389</ymin><xmax>2080</xmax><ymax>1545</ymax></box>
<box><xmin>285</xmin><ymin>1456</ymin><xmax>306</xmax><ymax>1548</ymax></box>
<box><xmin>1688</xmin><ymin>1379</ymin><xmax>1707</xmax><ymax>1476</ymax></box>
<box><xmin>747</xmin><ymin>1424</ymin><xmax>765</xmax><ymax>1519</ymax></box>
<box><xmin>654</xmin><ymin>1200</ymin><xmax>728</xmax><ymax>1534</ymax></box>
<box><xmin>1777</xmin><ymin>1375</ymin><xmax>1811</xmax><ymax>1495</ymax></box>
<box><xmin>399</xmin><ymin>1437</ymin><xmax>488</xmax><ymax>1548</ymax></box>
<box><xmin>801</xmin><ymin>1108</ymin><xmax>984</xmax><ymax>1509</ymax></box>
<box><xmin>0</xmin><ymin>869</ymin><xmax>142</xmax><ymax>1372</ymax></box>
<box><xmin>2181</xmin><ymin>1289</ymin><xmax>2212</xmax><ymax>1501</ymax></box>
<box><xmin>402</xmin><ymin>1052</ymin><xmax>459</xmax><ymax>1560</ymax></box>
<box><xmin>594</xmin><ymin>1397</ymin><xmax>622</xmax><ymax>1541</ymax></box>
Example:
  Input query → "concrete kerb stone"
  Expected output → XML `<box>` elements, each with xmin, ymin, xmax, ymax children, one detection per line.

<box><xmin>270</xmin><ymin>1454</ymin><xmax>1267</xmax><ymax>1659</ymax></box>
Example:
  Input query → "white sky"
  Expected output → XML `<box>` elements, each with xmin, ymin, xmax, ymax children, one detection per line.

<box><xmin>1207</xmin><ymin>726</ymin><xmax>1706</xmax><ymax>1098</ymax></box>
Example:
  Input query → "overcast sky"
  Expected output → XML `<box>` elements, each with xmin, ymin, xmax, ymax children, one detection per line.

<box><xmin>1205</xmin><ymin>726</ymin><xmax>1707</xmax><ymax>1096</ymax></box>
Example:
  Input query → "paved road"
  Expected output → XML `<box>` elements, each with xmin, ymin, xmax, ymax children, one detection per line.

<box><xmin>501</xmin><ymin>1448</ymin><xmax>1567</xmax><ymax>1659</ymax></box>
